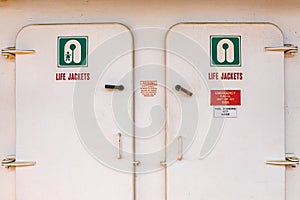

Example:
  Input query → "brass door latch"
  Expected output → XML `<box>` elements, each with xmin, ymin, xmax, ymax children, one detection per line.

<box><xmin>266</xmin><ymin>153</ymin><xmax>299</xmax><ymax>168</ymax></box>
<box><xmin>1</xmin><ymin>155</ymin><xmax>36</xmax><ymax>168</ymax></box>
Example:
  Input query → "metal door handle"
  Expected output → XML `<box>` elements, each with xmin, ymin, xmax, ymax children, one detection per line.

<box><xmin>175</xmin><ymin>85</ymin><xmax>193</xmax><ymax>96</ymax></box>
<box><xmin>178</xmin><ymin>136</ymin><xmax>183</xmax><ymax>160</ymax></box>
<box><xmin>264</xmin><ymin>44</ymin><xmax>298</xmax><ymax>55</ymax></box>
<box><xmin>1</xmin><ymin>155</ymin><xmax>36</xmax><ymax>168</ymax></box>
<box><xmin>105</xmin><ymin>84</ymin><xmax>124</xmax><ymax>91</ymax></box>
<box><xmin>266</xmin><ymin>153</ymin><xmax>299</xmax><ymax>168</ymax></box>
<box><xmin>117</xmin><ymin>133</ymin><xmax>122</xmax><ymax>159</ymax></box>
<box><xmin>2</xmin><ymin>47</ymin><xmax>35</xmax><ymax>60</ymax></box>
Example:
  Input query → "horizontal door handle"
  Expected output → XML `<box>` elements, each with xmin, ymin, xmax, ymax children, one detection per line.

<box><xmin>1</xmin><ymin>155</ymin><xmax>36</xmax><ymax>168</ymax></box>
<box><xmin>2</xmin><ymin>47</ymin><xmax>35</xmax><ymax>60</ymax></box>
<box><xmin>266</xmin><ymin>153</ymin><xmax>299</xmax><ymax>168</ymax></box>
<box><xmin>2</xmin><ymin>161</ymin><xmax>36</xmax><ymax>168</ymax></box>
<box><xmin>264</xmin><ymin>44</ymin><xmax>298</xmax><ymax>55</ymax></box>
<box><xmin>105</xmin><ymin>84</ymin><xmax>124</xmax><ymax>91</ymax></box>
<box><xmin>2</xmin><ymin>49</ymin><xmax>36</xmax><ymax>55</ymax></box>
<box><xmin>265</xmin><ymin>160</ymin><xmax>298</xmax><ymax>167</ymax></box>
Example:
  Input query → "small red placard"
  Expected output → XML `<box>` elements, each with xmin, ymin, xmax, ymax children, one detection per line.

<box><xmin>140</xmin><ymin>80</ymin><xmax>158</xmax><ymax>97</ymax></box>
<box><xmin>210</xmin><ymin>90</ymin><xmax>241</xmax><ymax>106</ymax></box>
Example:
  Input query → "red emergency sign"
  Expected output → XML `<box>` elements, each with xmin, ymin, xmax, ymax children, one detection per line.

<box><xmin>210</xmin><ymin>90</ymin><xmax>241</xmax><ymax>106</ymax></box>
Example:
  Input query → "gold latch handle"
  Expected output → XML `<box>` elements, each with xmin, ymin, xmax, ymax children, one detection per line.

<box><xmin>266</xmin><ymin>153</ymin><xmax>299</xmax><ymax>168</ymax></box>
<box><xmin>1</xmin><ymin>155</ymin><xmax>36</xmax><ymax>168</ymax></box>
<box><xmin>264</xmin><ymin>44</ymin><xmax>298</xmax><ymax>56</ymax></box>
<box><xmin>2</xmin><ymin>47</ymin><xmax>35</xmax><ymax>60</ymax></box>
<box><xmin>2</xmin><ymin>161</ymin><xmax>36</xmax><ymax>168</ymax></box>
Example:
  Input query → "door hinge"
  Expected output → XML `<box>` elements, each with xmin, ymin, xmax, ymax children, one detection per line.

<box><xmin>1</xmin><ymin>47</ymin><xmax>35</xmax><ymax>60</ymax></box>
<box><xmin>160</xmin><ymin>161</ymin><xmax>167</xmax><ymax>167</ymax></box>
<box><xmin>264</xmin><ymin>44</ymin><xmax>298</xmax><ymax>56</ymax></box>
<box><xmin>1</xmin><ymin>154</ymin><xmax>36</xmax><ymax>168</ymax></box>
<box><xmin>132</xmin><ymin>160</ymin><xmax>140</xmax><ymax>166</ymax></box>
<box><xmin>266</xmin><ymin>153</ymin><xmax>299</xmax><ymax>168</ymax></box>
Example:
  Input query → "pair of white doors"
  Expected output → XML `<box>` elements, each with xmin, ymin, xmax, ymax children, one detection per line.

<box><xmin>15</xmin><ymin>23</ymin><xmax>285</xmax><ymax>200</ymax></box>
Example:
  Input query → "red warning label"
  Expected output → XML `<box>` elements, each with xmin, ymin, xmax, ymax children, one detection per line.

<box><xmin>210</xmin><ymin>90</ymin><xmax>241</xmax><ymax>106</ymax></box>
<box><xmin>140</xmin><ymin>80</ymin><xmax>158</xmax><ymax>97</ymax></box>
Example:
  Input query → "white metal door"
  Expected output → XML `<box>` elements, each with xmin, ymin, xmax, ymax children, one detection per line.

<box><xmin>166</xmin><ymin>23</ymin><xmax>285</xmax><ymax>200</ymax></box>
<box><xmin>16</xmin><ymin>24</ymin><xmax>134</xmax><ymax>200</ymax></box>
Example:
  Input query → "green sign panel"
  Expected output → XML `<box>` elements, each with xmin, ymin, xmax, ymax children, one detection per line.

<box><xmin>57</xmin><ymin>36</ymin><xmax>88</xmax><ymax>68</ymax></box>
<box><xmin>210</xmin><ymin>36</ymin><xmax>241</xmax><ymax>67</ymax></box>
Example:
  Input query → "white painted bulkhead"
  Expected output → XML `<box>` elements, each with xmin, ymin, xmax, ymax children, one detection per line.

<box><xmin>0</xmin><ymin>1</ymin><xmax>300</xmax><ymax>200</ymax></box>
